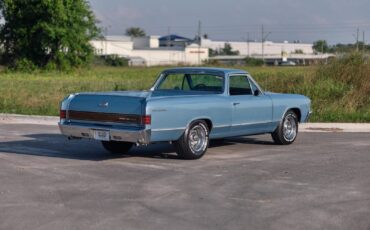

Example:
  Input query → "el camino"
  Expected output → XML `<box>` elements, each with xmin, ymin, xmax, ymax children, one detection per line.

<box><xmin>59</xmin><ymin>68</ymin><xmax>311</xmax><ymax>159</ymax></box>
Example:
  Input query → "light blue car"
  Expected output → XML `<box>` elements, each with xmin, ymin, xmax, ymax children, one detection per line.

<box><xmin>59</xmin><ymin>67</ymin><xmax>311</xmax><ymax>159</ymax></box>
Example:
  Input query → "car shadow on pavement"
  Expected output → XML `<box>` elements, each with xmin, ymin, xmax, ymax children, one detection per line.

<box><xmin>0</xmin><ymin>133</ymin><xmax>275</xmax><ymax>161</ymax></box>
<box><xmin>210</xmin><ymin>136</ymin><xmax>275</xmax><ymax>147</ymax></box>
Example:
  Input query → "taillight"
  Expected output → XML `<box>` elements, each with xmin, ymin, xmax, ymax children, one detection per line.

<box><xmin>142</xmin><ymin>115</ymin><xmax>151</xmax><ymax>125</ymax></box>
<box><xmin>60</xmin><ymin>110</ymin><xmax>66</xmax><ymax>119</ymax></box>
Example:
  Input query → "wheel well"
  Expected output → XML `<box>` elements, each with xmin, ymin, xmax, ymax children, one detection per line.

<box><xmin>290</xmin><ymin>108</ymin><xmax>301</xmax><ymax>122</ymax></box>
<box><xmin>191</xmin><ymin>119</ymin><xmax>213</xmax><ymax>131</ymax></box>
<box><xmin>203</xmin><ymin>119</ymin><xmax>213</xmax><ymax>131</ymax></box>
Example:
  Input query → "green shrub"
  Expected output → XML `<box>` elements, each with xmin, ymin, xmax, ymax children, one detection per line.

<box><xmin>203</xmin><ymin>59</ymin><xmax>220</xmax><ymax>65</ymax></box>
<box><xmin>13</xmin><ymin>58</ymin><xmax>37</xmax><ymax>72</ymax></box>
<box><xmin>103</xmin><ymin>55</ymin><xmax>129</xmax><ymax>67</ymax></box>
<box><xmin>245</xmin><ymin>57</ymin><xmax>264</xmax><ymax>66</ymax></box>
<box><xmin>315</xmin><ymin>52</ymin><xmax>370</xmax><ymax>111</ymax></box>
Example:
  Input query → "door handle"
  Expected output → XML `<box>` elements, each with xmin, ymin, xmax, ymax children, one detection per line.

<box><xmin>233</xmin><ymin>102</ymin><xmax>240</xmax><ymax>106</ymax></box>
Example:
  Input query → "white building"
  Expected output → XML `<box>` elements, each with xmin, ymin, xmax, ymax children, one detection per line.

<box><xmin>90</xmin><ymin>36</ymin><xmax>208</xmax><ymax>66</ymax></box>
<box><xmin>90</xmin><ymin>35</ymin><xmax>318</xmax><ymax>66</ymax></box>
<box><xmin>201</xmin><ymin>38</ymin><xmax>314</xmax><ymax>55</ymax></box>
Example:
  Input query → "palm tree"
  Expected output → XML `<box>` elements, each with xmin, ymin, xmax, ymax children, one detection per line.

<box><xmin>125</xmin><ymin>27</ymin><xmax>146</xmax><ymax>37</ymax></box>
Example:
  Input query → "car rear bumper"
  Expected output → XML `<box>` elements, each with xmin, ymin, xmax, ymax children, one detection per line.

<box><xmin>58</xmin><ymin>123</ymin><xmax>151</xmax><ymax>145</ymax></box>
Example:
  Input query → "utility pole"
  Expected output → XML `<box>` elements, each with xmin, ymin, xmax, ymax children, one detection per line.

<box><xmin>261</xmin><ymin>25</ymin><xmax>264</xmax><ymax>62</ymax></box>
<box><xmin>167</xmin><ymin>26</ymin><xmax>171</xmax><ymax>47</ymax></box>
<box><xmin>104</xmin><ymin>26</ymin><xmax>110</xmax><ymax>56</ymax></box>
<box><xmin>261</xmin><ymin>25</ymin><xmax>271</xmax><ymax>65</ymax></box>
<box><xmin>198</xmin><ymin>20</ymin><xmax>202</xmax><ymax>65</ymax></box>
<box><xmin>247</xmin><ymin>32</ymin><xmax>250</xmax><ymax>57</ymax></box>
<box><xmin>356</xmin><ymin>27</ymin><xmax>359</xmax><ymax>52</ymax></box>
<box><xmin>363</xmin><ymin>30</ymin><xmax>365</xmax><ymax>53</ymax></box>
<box><xmin>321</xmin><ymin>42</ymin><xmax>324</xmax><ymax>54</ymax></box>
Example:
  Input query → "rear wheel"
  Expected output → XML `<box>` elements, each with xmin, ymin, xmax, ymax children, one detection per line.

<box><xmin>174</xmin><ymin>120</ymin><xmax>210</xmax><ymax>160</ymax></box>
<box><xmin>271</xmin><ymin>110</ymin><xmax>298</xmax><ymax>145</ymax></box>
<box><xmin>101</xmin><ymin>141</ymin><xmax>133</xmax><ymax>154</ymax></box>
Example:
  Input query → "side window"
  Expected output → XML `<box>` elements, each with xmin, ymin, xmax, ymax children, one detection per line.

<box><xmin>229</xmin><ymin>75</ymin><xmax>252</xmax><ymax>96</ymax></box>
<box><xmin>158</xmin><ymin>74</ymin><xmax>190</xmax><ymax>90</ymax></box>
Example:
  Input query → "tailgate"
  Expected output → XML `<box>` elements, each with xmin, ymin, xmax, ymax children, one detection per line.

<box><xmin>66</xmin><ymin>94</ymin><xmax>147</xmax><ymax>126</ymax></box>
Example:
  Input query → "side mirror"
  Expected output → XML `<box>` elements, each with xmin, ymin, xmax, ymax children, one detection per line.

<box><xmin>253</xmin><ymin>89</ymin><xmax>260</xmax><ymax>96</ymax></box>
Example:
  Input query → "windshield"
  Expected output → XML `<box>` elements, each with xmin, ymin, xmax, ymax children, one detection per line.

<box><xmin>156</xmin><ymin>73</ymin><xmax>224</xmax><ymax>94</ymax></box>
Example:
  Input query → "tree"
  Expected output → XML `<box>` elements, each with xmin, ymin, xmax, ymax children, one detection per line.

<box><xmin>208</xmin><ymin>43</ymin><xmax>240</xmax><ymax>57</ymax></box>
<box><xmin>221</xmin><ymin>43</ymin><xmax>239</xmax><ymax>55</ymax></box>
<box><xmin>293</xmin><ymin>49</ymin><xmax>304</xmax><ymax>54</ymax></box>
<box><xmin>125</xmin><ymin>27</ymin><xmax>146</xmax><ymax>37</ymax></box>
<box><xmin>313</xmin><ymin>40</ymin><xmax>329</xmax><ymax>53</ymax></box>
<box><xmin>208</xmin><ymin>48</ymin><xmax>218</xmax><ymax>57</ymax></box>
<box><xmin>0</xmin><ymin>0</ymin><xmax>99</xmax><ymax>70</ymax></box>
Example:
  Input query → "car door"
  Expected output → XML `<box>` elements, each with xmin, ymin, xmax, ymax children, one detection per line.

<box><xmin>228</xmin><ymin>74</ymin><xmax>273</xmax><ymax>136</ymax></box>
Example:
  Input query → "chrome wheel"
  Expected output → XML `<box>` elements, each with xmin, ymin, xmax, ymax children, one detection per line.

<box><xmin>174</xmin><ymin>120</ymin><xmax>210</xmax><ymax>159</ymax></box>
<box><xmin>188</xmin><ymin>124</ymin><xmax>208</xmax><ymax>154</ymax></box>
<box><xmin>283</xmin><ymin>114</ymin><xmax>297</xmax><ymax>142</ymax></box>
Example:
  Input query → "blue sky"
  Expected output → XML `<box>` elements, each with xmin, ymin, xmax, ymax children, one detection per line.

<box><xmin>89</xmin><ymin>0</ymin><xmax>370</xmax><ymax>44</ymax></box>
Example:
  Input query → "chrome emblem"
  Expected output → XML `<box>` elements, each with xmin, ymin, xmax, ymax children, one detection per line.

<box><xmin>118</xmin><ymin>117</ymin><xmax>131</xmax><ymax>121</ymax></box>
<box><xmin>98</xmin><ymin>101</ymin><xmax>109</xmax><ymax>107</ymax></box>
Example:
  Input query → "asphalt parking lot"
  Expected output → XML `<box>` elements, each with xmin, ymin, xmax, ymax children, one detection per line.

<box><xmin>0</xmin><ymin>123</ymin><xmax>370</xmax><ymax>230</ymax></box>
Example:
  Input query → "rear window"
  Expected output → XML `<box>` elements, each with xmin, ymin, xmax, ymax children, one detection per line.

<box><xmin>156</xmin><ymin>73</ymin><xmax>224</xmax><ymax>94</ymax></box>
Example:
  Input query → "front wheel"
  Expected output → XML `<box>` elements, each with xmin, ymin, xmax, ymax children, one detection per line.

<box><xmin>271</xmin><ymin>110</ymin><xmax>298</xmax><ymax>145</ymax></box>
<box><xmin>101</xmin><ymin>141</ymin><xmax>133</xmax><ymax>154</ymax></box>
<box><xmin>174</xmin><ymin>120</ymin><xmax>210</xmax><ymax>160</ymax></box>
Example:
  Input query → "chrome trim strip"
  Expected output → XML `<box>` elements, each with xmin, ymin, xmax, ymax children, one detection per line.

<box><xmin>64</xmin><ymin>119</ymin><xmax>140</xmax><ymax>127</ymax></box>
<box><xmin>214</xmin><ymin>121</ymin><xmax>276</xmax><ymax>129</ymax></box>
<box><xmin>213</xmin><ymin>124</ymin><xmax>230</xmax><ymax>128</ymax></box>
<box><xmin>247</xmin><ymin>75</ymin><xmax>265</xmax><ymax>95</ymax></box>
<box><xmin>59</xmin><ymin>123</ymin><xmax>151</xmax><ymax>144</ymax></box>
<box><xmin>151</xmin><ymin>127</ymin><xmax>185</xmax><ymax>132</ymax></box>
<box><xmin>231</xmin><ymin>121</ymin><xmax>273</xmax><ymax>127</ymax></box>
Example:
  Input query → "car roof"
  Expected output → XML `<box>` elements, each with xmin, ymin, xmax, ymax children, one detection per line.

<box><xmin>162</xmin><ymin>67</ymin><xmax>248</xmax><ymax>76</ymax></box>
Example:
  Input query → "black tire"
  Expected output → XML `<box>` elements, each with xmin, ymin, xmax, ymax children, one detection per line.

<box><xmin>174</xmin><ymin>120</ymin><xmax>210</xmax><ymax>160</ymax></box>
<box><xmin>101</xmin><ymin>141</ymin><xmax>133</xmax><ymax>154</ymax></box>
<box><xmin>271</xmin><ymin>110</ymin><xmax>299</xmax><ymax>145</ymax></box>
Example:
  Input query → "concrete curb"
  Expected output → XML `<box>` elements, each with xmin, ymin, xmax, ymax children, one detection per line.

<box><xmin>0</xmin><ymin>114</ymin><xmax>58</xmax><ymax>126</ymax></box>
<box><xmin>300</xmin><ymin>123</ymin><xmax>370</xmax><ymax>133</ymax></box>
<box><xmin>1</xmin><ymin>113</ymin><xmax>370</xmax><ymax>132</ymax></box>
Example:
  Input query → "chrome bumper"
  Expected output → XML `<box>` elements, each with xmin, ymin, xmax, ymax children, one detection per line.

<box><xmin>304</xmin><ymin>111</ymin><xmax>313</xmax><ymax>122</ymax></box>
<box><xmin>58</xmin><ymin>123</ymin><xmax>151</xmax><ymax>145</ymax></box>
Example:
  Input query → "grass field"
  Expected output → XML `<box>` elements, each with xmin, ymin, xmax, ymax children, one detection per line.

<box><xmin>0</xmin><ymin>59</ymin><xmax>369</xmax><ymax>122</ymax></box>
